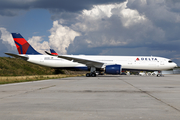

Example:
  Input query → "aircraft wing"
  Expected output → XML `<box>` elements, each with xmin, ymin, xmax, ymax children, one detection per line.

<box><xmin>5</xmin><ymin>53</ymin><xmax>29</xmax><ymax>60</ymax></box>
<box><xmin>45</xmin><ymin>51</ymin><xmax>104</xmax><ymax>68</ymax></box>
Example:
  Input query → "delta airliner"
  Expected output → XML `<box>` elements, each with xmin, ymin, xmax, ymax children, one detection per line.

<box><xmin>5</xmin><ymin>33</ymin><xmax>177</xmax><ymax>77</ymax></box>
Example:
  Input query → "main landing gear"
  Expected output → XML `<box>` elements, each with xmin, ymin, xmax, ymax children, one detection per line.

<box><xmin>86</xmin><ymin>67</ymin><xmax>97</xmax><ymax>77</ymax></box>
<box><xmin>86</xmin><ymin>72</ymin><xmax>96</xmax><ymax>77</ymax></box>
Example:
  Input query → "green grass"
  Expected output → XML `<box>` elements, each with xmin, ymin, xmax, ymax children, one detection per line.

<box><xmin>0</xmin><ymin>57</ymin><xmax>63</xmax><ymax>76</ymax></box>
<box><xmin>0</xmin><ymin>57</ymin><xmax>85</xmax><ymax>84</ymax></box>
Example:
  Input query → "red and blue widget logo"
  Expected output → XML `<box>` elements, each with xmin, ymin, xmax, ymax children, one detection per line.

<box><xmin>12</xmin><ymin>33</ymin><xmax>41</xmax><ymax>55</ymax></box>
<box><xmin>14</xmin><ymin>38</ymin><xmax>30</xmax><ymax>54</ymax></box>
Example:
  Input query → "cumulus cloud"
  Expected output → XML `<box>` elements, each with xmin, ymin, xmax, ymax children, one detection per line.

<box><xmin>66</xmin><ymin>1</ymin><xmax>165</xmax><ymax>55</ymax></box>
<box><xmin>0</xmin><ymin>27</ymin><xmax>14</xmax><ymax>47</ymax></box>
<box><xmin>0</xmin><ymin>28</ymin><xmax>16</xmax><ymax>55</ymax></box>
<box><xmin>127</xmin><ymin>0</ymin><xmax>180</xmax><ymax>40</ymax></box>
<box><xmin>48</xmin><ymin>20</ymin><xmax>80</xmax><ymax>55</ymax></box>
<box><xmin>27</xmin><ymin>36</ymin><xmax>50</xmax><ymax>54</ymax></box>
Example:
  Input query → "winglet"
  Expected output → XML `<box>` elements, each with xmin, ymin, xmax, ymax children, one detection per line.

<box><xmin>50</xmin><ymin>49</ymin><xmax>58</xmax><ymax>55</ymax></box>
<box><xmin>45</xmin><ymin>51</ymin><xmax>57</xmax><ymax>56</ymax></box>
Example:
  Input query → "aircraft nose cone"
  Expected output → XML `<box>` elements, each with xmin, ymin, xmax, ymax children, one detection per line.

<box><xmin>174</xmin><ymin>63</ymin><xmax>178</xmax><ymax>67</ymax></box>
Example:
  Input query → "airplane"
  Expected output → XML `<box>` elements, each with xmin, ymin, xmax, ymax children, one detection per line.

<box><xmin>5</xmin><ymin>33</ymin><xmax>177</xmax><ymax>77</ymax></box>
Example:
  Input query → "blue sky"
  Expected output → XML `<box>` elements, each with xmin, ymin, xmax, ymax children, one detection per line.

<box><xmin>0</xmin><ymin>0</ymin><xmax>180</xmax><ymax>65</ymax></box>
<box><xmin>0</xmin><ymin>9</ymin><xmax>52</xmax><ymax>40</ymax></box>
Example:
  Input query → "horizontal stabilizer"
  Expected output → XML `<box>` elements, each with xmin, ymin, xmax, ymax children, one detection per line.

<box><xmin>5</xmin><ymin>53</ymin><xmax>29</xmax><ymax>60</ymax></box>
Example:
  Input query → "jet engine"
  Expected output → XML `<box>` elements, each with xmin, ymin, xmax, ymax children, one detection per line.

<box><xmin>105</xmin><ymin>64</ymin><xmax>121</xmax><ymax>74</ymax></box>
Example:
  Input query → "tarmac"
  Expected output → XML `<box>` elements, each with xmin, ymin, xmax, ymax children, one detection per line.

<box><xmin>0</xmin><ymin>75</ymin><xmax>180</xmax><ymax>120</ymax></box>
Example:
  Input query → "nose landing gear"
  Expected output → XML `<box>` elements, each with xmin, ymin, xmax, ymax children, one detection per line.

<box><xmin>157</xmin><ymin>71</ymin><xmax>164</xmax><ymax>77</ymax></box>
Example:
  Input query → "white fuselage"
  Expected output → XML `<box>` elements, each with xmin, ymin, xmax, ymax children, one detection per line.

<box><xmin>23</xmin><ymin>55</ymin><xmax>177</xmax><ymax>71</ymax></box>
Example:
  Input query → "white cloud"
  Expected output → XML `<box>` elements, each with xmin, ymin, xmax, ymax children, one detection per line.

<box><xmin>127</xmin><ymin>0</ymin><xmax>180</xmax><ymax>24</ymax></box>
<box><xmin>72</xmin><ymin>3</ymin><xmax>126</xmax><ymax>32</ymax></box>
<box><xmin>28</xmin><ymin>36</ymin><xmax>50</xmax><ymax>54</ymax></box>
<box><xmin>46</xmin><ymin>1</ymin><xmax>166</xmax><ymax>56</ymax></box>
<box><xmin>82</xmin><ymin>3</ymin><xmax>122</xmax><ymax>18</ymax></box>
<box><xmin>0</xmin><ymin>27</ymin><xmax>14</xmax><ymax>47</ymax></box>
<box><xmin>82</xmin><ymin>1</ymin><xmax>147</xmax><ymax>28</ymax></box>
<box><xmin>0</xmin><ymin>27</ymin><xmax>16</xmax><ymax>52</ymax></box>
<box><xmin>48</xmin><ymin>20</ymin><xmax>80</xmax><ymax>55</ymax></box>
<box><xmin>67</xmin><ymin>0</ymin><xmax>164</xmax><ymax>54</ymax></box>
<box><xmin>120</xmin><ymin>8</ymin><xmax>146</xmax><ymax>27</ymax></box>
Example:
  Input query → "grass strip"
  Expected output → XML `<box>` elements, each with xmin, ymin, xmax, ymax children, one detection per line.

<box><xmin>0</xmin><ymin>74</ymin><xmax>85</xmax><ymax>85</ymax></box>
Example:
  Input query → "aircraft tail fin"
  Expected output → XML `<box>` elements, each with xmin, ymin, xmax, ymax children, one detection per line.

<box><xmin>11</xmin><ymin>33</ymin><xmax>41</xmax><ymax>55</ymax></box>
<box><xmin>50</xmin><ymin>49</ymin><xmax>58</xmax><ymax>55</ymax></box>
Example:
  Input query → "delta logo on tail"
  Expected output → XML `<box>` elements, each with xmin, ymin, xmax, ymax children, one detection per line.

<box><xmin>50</xmin><ymin>49</ymin><xmax>58</xmax><ymax>55</ymax></box>
<box><xmin>136</xmin><ymin>57</ymin><xmax>158</xmax><ymax>61</ymax></box>
<box><xmin>12</xmin><ymin>33</ymin><xmax>41</xmax><ymax>55</ymax></box>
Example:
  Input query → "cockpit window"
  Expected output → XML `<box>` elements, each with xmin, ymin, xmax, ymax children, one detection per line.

<box><xmin>168</xmin><ymin>60</ymin><xmax>173</xmax><ymax>63</ymax></box>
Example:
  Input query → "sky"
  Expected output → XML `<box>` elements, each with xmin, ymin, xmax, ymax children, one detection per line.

<box><xmin>1</xmin><ymin>0</ymin><xmax>180</xmax><ymax>65</ymax></box>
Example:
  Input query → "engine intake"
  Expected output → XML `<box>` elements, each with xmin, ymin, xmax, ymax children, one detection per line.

<box><xmin>105</xmin><ymin>64</ymin><xmax>121</xmax><ymax>74</ymax></box>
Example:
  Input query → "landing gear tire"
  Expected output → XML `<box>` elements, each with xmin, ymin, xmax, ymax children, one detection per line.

<box><xmin>86</xmin><ymin>73</ymin><xmax>96</xmax><ymax>77</ymax></box>
<box><xmin>157</xmin><ymin>74</ymin><xmax>164</xmax><ymax>77</ymax></box>
<box><xmin>91</xmin><ymin>73</ymin><xmax>96</xmax><ymax>77</ymax></box>
<box><xmin>86</xmin><ymin>73</ymin><xmax>91</xmax><ymax>77</ymax></box>
<box><xmin>156</xmin><ymin>71</ymin><xmax>163</xmax><ymax>77</ymax></box>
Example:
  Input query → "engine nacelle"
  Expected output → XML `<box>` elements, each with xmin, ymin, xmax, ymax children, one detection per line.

<box><xmin>105</xmin><ymin>64</ymin><xmax>121</xmax><ymax>74</ymax></box>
